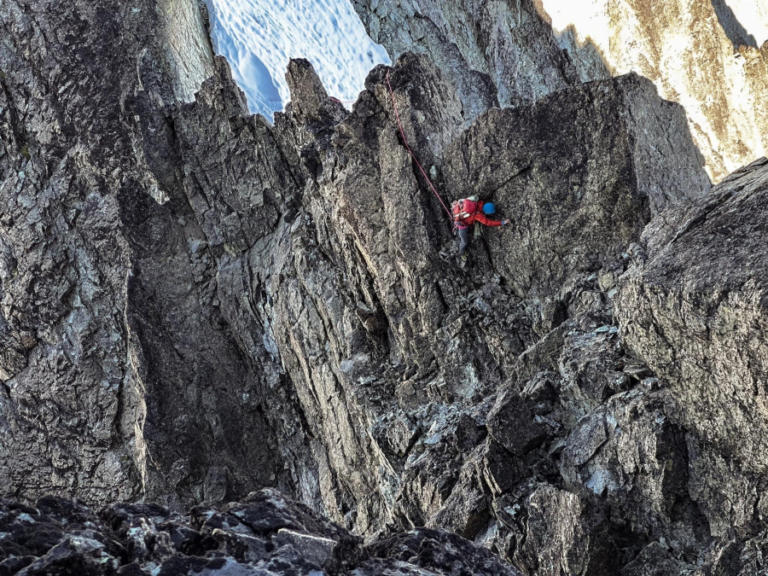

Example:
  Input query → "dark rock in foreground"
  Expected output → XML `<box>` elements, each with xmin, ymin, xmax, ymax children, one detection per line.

<box><xmin>0</xmin><ymin>491</ymin><xmax>521</xmax><ymax>575</ymax></box>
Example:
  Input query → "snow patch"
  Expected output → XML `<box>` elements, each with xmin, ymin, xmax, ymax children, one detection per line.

<box><xmin>206</xmin><ymin>0</ymin><xmax>390</xmax><ymax>119</ymax></box>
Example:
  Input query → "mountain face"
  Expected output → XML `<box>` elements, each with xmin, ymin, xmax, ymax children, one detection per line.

<box><xmin>539</xmin><ymin>0</ymin><xmax>768</xmax><ymax>182</ymax></box>
<box><xmin>352</xmin><ymin>0</ymin><xmax>768</xmax><ymax>182</ymax></box>
<box><xmin>2</xmin><ymin>1</ymin><xmax>768</xmax><ymax>576</ymax></box>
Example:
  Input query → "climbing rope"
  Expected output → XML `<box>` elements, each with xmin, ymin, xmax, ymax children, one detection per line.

<box><xmin>385</xmin><ymin>71</ymin><xmax>453</xmax><ymax>221</ymax></box>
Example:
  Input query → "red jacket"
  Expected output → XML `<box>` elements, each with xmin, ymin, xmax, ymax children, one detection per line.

<box><xmin>456</xmin><ymin>203</ymin><xmax>503</xmax><ymax>229</ymax></box>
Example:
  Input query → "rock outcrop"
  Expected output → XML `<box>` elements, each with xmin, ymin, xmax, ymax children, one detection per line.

<box><xmin>539</xmin><ymin>0</ymin><xmax>768</xmax><ymax>181</ymax></box>
<box><xmin>351</xmin><ymin>0</ymin><xmax>768</xmax><ymax>182</ymax></box>
<box><xmin>616</xmin><ymin>157</ymin><xmax>768</xmax><ymax>538</ymax></box>
<box><xmin>3</xmin><ymin>1</ymin><xmax>768</xmax><ymax>575</ymax></box>
<box><xmin>442</xmin><ymin>72</ymin><xmax>709</xmax><ymax>297</ymax></box>
<box><xmin>350</xmin><ymin>0</ymin><xmax>580</xmax><ymax>119</ymax></box>
<box><xmin>0</xmin><ymin>0</ymin><xmax>291</xmax><ymax>508</ymax></box>
<box><xmin>0</xmin><ymin>491</ymin><xmax>521</xmax><ymax>575</ymax></box>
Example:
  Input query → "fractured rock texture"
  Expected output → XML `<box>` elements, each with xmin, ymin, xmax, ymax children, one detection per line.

<box><xmin>2</xmin><ymin>1</ymin><xmax>768</xmax><ymax>575</ymax></box>
<box><xmin>0</xmin><ymin>492</ymin><xmax>521</xmax><ymax>575</ymax></box>
<box><xmin>352</xmin><ymin>0</ymin><xmax>768</xmax><ymax>182</ymax></box>
<box><xmin>539</xmin><ymin>0</ymin><xmax>768</xmax><ymax>181</ymax></box>
<box><xmin>617</xmin><ymin>158</ymin><xmax>768</xmax><ymax>532</ymax></box>
<box><xmin>0</xmin><ymin>0</ymin><xmax>289</xmax><ymax>508</ymax></box>
<box><xmin>350</xmin><ymin>0</ymin><xmax>580</xmax><ymax>119</ymax></box>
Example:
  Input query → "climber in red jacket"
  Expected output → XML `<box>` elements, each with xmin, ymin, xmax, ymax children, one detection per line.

<box><xmin>452</xmin><ymin>196</ymin><xmax>509</xmax><ymax>263</ymax></box>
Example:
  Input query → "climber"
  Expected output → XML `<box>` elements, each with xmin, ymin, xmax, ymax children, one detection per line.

<box><xmin>452</xmin><ymin>196</ymin><xmax>510</xmax><ymax>264</ymax></box>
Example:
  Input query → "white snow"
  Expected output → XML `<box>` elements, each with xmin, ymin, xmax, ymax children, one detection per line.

<box><xmin>206</xmin><ymin>0</ymin><xmax>390</xmax><ymax>120</ymax></box>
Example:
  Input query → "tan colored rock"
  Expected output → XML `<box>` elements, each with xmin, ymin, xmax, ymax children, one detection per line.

<box><xmin>352</xmin><ymin>0</ymin><xmax>767</xmax><ymax>183</ymax></box>
<box><xmin>539</xmin><ymin>0</ymin><xmax>768</xmax><ymax>181</ymax></box>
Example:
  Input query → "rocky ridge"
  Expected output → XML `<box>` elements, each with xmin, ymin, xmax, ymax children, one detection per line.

<box><xmin>540</xmin><ymin>0</ymin><xmax>768</xmax><ymax>182</ymax></box>
<box><xmin>0</xmin><ymin>491</ymin><xmax>521</xmax><ymax>575</ymax></box>
<box><xmin>351</xmin><ymin>0</ymin><xmax>768</xmax><ymax>181</ymax></box>
<box><xmin>3</xmin><ymin>1</ymin><xmax>768</xmax><ymax>575</ymax></box>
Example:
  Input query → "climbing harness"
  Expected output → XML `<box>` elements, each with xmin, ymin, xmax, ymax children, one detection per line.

<box><xmin>385</xmin><ymin>71</ymin><xmax>453</xmax><ymax>221</ymax></box>
<box><xmin>452</xmin><ymin>197</ymin><xmax>479</xmax><ymax>223</ymax></box>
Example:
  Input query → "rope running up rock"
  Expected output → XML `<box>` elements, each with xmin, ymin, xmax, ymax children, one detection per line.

<box><xmin>385</xmin><ymin>71</ymin><xmax>453</xmax><ymax>221</ymax></box>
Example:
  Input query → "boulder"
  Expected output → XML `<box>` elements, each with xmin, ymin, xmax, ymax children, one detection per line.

<box><xmin>0</xmin><ymin>491</ymin><xmax>521</xmax><ymax>576</ymax></box>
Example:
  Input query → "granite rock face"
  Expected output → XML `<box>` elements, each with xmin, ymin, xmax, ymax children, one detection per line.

<box><xmin>3</xmin><ymin>1</ymin><xmax>768</xmax><ymax>575</ymax></box>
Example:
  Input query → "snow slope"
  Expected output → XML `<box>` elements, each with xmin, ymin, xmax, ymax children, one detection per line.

<box><xmin>206</xmin><ymin>0</ymin><xmax>390</xmax><ymax>119</ymax></box>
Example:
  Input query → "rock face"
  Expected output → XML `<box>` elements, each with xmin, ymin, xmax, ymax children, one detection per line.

<box><xmin>352</xmin><ymin>0</ymin><xmax>768</xmax><ymax>182</ymax></box>
<box><xmin>539</xmin><ymin>0</ymin><xmax>768</xmax><ymax>181</ymax></box>
<box><xmin>350</xmin><ymin>0</ymin><xmax>580</xmax><ymax>119</ymax></box>
<box><xmin>0</xmin><ymin>491</ymin><xmax>521</xmax><ymax>575</ymax></box>
<box><xmin>0</xmin><ymin>0</ymin><xmax>291</xmax><ymax>508</ymax></box>
<box><xmin>616</xmin><ymin>157</ymin><xmax>768</xmax><ymax>533</ymax></box>
<box><xmin>442</xmin><ymin>72</ymin><xmax>709</xmax><ymax>297</ymax></box>
<box><xmin>3</xmin><ymin>1</ymin><xmax>768</xmax><ymax>576</ymax></box>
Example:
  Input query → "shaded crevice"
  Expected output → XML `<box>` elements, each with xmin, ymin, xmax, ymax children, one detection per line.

<box><xmin>0</xmin><ymin>74</ymin><xmax>27</xmax><ymax>152</ymax></box>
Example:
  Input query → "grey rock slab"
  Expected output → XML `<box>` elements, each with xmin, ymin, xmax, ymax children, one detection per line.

<box><xmin>617</xmin><ymin>158</ymin><xmax>768</xmax><ymax>476</ymax></box>
<box><xmin>2</xmin><ymin>1</ymin><xmax>767</xmax><ymax>574</ymax></box>
<box><xmin>442</xmin><ymin>73</ymin><xmax>709</xmax><ymax>299</ymax></box>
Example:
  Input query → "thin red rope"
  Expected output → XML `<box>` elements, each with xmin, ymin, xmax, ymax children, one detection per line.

<box><xmin>385</xmin><ymin>72</ymin><xmax>453</xmax><ymax>221</ymax></box>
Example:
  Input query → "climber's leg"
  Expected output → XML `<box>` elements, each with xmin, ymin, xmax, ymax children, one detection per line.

<box><xmin>457</xmin><ymin>227</ymin><xmax>470</xmax><ymax>255</ymax></box>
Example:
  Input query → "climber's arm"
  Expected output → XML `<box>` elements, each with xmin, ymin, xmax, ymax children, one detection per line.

<box><xmin>474</xmin><ymin>213</ymin><xmax>507</xmax><ymax>227</ymax></box>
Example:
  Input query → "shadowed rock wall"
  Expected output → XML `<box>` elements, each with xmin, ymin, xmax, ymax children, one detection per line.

<box><xmin>0</xmin><ymin>0</ymin><xmax>292</xmax><ymax>509</ymax></box>
<box><xmin>3</xmin><ymin>1</ymin><xmax>768</xmax><ymax>575</ymax></box>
